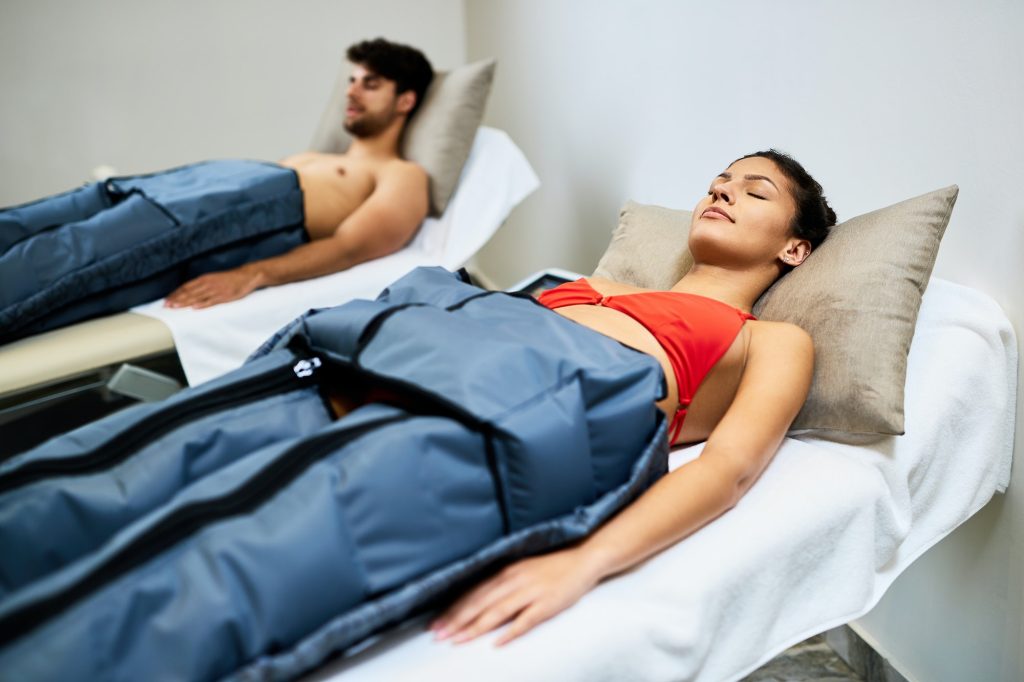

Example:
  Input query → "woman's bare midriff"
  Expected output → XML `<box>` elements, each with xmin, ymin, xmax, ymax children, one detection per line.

<box><xmin>549</xmin><ymin>303</ymin><xmax>748</xmax><ymax>445</ymax></box>
<box><xmin>280</xmin><ymin>153</ymin><xmax>378</xmax><ymax>239</ymax></box>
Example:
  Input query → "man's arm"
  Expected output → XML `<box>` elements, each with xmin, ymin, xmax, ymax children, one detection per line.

<box><xmin>164</xmin><ymin>162</ymin><xmax>428</xmax><ymax>309</ymax></box>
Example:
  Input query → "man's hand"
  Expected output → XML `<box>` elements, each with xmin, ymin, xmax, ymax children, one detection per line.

<box><xmin>428</xmin><ymin>547</ymin><xmax>601</xmax><ymax>647</ymax></box>
<box><xmin>164</xmin><ymin>268</ymin><xmax>264</xmax><ymax>309</ymax></box>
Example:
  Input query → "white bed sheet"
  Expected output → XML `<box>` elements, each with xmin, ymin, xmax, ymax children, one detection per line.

<box><xmin>304</xmin><ymin>277</ymin><xmax>1016</xmax><ymax>682</ymax></box>
<box><xmin>132</xmin><ymin>127</ymin><xmax>538</xmax><ymax>386</ymax></box>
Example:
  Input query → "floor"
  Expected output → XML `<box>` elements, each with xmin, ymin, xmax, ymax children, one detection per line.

<box><xmin>743</xmin><ymin>634</ymin><xmax>864</xmax><ymax>681</ymax></box>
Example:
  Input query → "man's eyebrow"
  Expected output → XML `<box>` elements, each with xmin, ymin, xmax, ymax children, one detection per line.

<box><xmin>717</xmin><ymin>171</ymin><xmax>780</xmax><ymax>191</ymax></box>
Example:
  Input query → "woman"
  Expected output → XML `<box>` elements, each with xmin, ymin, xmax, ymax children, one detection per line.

<box><xmin>0</xmin><ymin>150</ymin><xmax>835</xmax><ymax>680</ymax></box>
<box><xmin>429</xmin><ymin>150</ymin><xmax>836</xmax><ymax>646</ymax></box>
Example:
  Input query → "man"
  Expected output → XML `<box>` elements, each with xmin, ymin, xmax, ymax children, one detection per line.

<box><xmin>0</xmin><ymin>38</ymin><xmax>434</xmax><ymax>345</ymax></box>
<box><xmin>164</xmin><ymin>37</ymin><xmax>432</xmax><ymax>309</ymax></box>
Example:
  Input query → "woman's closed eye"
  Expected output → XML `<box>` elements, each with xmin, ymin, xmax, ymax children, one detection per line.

<box><xmin>748</xmin><ymin>193</ymin><xmax>767</xmax><ymax>200</ymax></box>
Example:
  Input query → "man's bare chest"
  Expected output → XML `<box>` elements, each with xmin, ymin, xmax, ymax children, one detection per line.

<box><xmin>291</xmin><ymin>154</ymin><xmax>377</xmax><ymax>197</ymax></box>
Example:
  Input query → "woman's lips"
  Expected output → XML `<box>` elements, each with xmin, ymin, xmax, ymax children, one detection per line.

<box><xmin>701</xmin><ymin>206</ymin><xmax>734</xmax><ymax>222</ymax></box>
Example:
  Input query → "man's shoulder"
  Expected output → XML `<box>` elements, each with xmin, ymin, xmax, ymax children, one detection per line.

<box><xmin>384</xmin><ymin>157</ymin><xmax>427</xmax><ymax>175</ymax></box>
<box><xmin>377</xmin><ymin>157</ymin><xmax>429</xmax><ymax>185</ymax></box>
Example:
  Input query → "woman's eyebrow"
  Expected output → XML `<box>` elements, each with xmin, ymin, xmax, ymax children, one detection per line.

<box><xmin>717</xmin><ymin>172</ymin><xmax>780</xmax><ymax>192</ymax></box>
<box><xmin>744</xmin><ymin>174</ymin><xmax>780</xmax><ymax>191</ymax></box>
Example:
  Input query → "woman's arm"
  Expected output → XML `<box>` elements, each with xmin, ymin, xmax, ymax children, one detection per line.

<box><xmin>429</xmin><ymin>321</ymin><xmax>813</xmax><ymax>646</ymax></box>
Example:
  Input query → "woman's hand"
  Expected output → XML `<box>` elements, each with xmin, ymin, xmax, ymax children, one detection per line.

<box><xmin>428</xmin><ymin>546</ymin><xmax>601</xmax><ymax>647</ymax></box>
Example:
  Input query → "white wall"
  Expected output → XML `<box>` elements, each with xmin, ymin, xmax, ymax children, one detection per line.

<box><xmin>466</xmin><ymin>1</ymin><xmax>1023</xmax><ymax>679</ymax></box>
<box><xmin>0</xmin><ymin>0</ymin><xmax>466</xmax><ymax>206</ymax></box>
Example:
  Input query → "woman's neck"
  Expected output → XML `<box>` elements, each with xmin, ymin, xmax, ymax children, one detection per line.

<box><xmin>669</xmin><ymin>264</ymin><xmax>779</xmax><ymax>313</ymax></box>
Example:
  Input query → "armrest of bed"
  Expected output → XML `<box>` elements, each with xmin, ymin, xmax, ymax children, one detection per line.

<box><xmin>0</xmin><ymin>312</ymin><xmax>183</xmax><ymax>456</ymax></box>
<box><xmin>0</xmin><ymin>311</ymin><xmax>176</xmax><ymax>399</ymax></box>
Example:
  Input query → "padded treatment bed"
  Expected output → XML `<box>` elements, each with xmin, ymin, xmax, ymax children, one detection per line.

<box><xmin>296</xmin><ymin>275</ymin><xmax>1016</xmax><ymax>682</ymax></box>
<box><xmin>0</xmin><ymin>127</ymin><xmax>538</xmax><ymax>453</ymax></box>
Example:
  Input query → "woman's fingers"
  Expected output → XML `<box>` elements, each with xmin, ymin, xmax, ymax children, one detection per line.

<box><xmin>493</xmin><ymin>602</ymin><xmax>549</xmax><ymax>647</ymax></box>
<box><xmin>448</xmin><ymin>588</ymin><xmax>534</xmax><ymax>644</ymax></box>
<box><xmin>430</xmin><ymin>549</ymin><xmax>595</xmax><ymax>647</ymax></box>
<box><xmin>430</xmin><ymin>568</ymin><xmax>519</xmax><ymax>638</ymax></box>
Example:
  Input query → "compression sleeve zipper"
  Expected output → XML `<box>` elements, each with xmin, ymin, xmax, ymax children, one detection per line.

<box><xmin>0</xmin><ymin>357</ymin><xmax>323</xmax><ymax>495</ymax></box>
<box><xmin>0</xmin><ymin>411</ymin><xmax>408</xmax><ymax>646</ymax></box>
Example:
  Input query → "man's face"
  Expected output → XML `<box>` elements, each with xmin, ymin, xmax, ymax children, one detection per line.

<box><xmin>343</xmin><ymin>64</ymin><xmax>402</xmax><ymax>138</ymax></box>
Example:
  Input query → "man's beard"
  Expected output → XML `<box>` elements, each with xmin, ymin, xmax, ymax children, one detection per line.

<box><xmin>343</xmin><ymin>105</ymin><xmax>396</xmax><ymax>138</ymax></box>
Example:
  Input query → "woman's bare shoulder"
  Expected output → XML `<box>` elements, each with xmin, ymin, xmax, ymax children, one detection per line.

<box><xmin>746</xmin><ymin>319</ymin><xmax>813</xmax><ymax>358</ymax></box>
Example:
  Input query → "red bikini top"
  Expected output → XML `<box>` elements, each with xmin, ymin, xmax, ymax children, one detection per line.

<box><xmin>536</xmin><ymin>278</ymin><xmax>755</xmax><ymax>442</ymax></box>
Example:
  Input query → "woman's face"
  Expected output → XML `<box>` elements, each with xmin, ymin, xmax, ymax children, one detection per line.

<box><xmin>689</xmin><ymin>156</ymin><xmax>801</xmax><ymax>268</ymax></box>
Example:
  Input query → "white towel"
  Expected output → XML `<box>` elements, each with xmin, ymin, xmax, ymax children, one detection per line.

<box><xmin>133</xmin><ymin>127</ymin><xmax>539</xmax><ymax>386</ymax></box>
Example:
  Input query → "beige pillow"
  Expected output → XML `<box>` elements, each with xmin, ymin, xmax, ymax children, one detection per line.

<box><xmin>310</xmin><ymin>58</ymin><xmax>496</xmax><ymax>216</ymax></box>
<box><xmin>593</xmin><ymin>201</ymin><xmax>694</xmax><ymax>287</ymax></box>
<box><xmin>592</xmin><ymin>187</ymin><xmax>959</xmax><ymax>434</ymax></box>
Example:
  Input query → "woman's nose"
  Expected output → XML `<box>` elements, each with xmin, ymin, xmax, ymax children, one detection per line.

<box><xmin>711</xmin><ymin>182</ymin><xmax>733</xmax><ymax>204</ymax></box>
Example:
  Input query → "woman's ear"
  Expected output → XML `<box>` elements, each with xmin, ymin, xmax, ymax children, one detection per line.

<box><xmin>779</xmin><ymin>239</ymin><xmax>812</xmax><ymax>266</ymax></box>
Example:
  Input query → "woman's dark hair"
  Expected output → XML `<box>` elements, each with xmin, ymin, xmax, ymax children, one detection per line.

<box><xmin>346</xmin><ymin>38</ymin><xmax>434</xmax><ymax>117</ymax></box>
<box><xmin>735</xmin><ymin>149</ymin><xmax>836</xmax><ymax>249</ymax></box>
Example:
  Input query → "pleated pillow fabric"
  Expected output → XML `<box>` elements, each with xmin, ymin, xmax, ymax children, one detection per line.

<box><xmin>593</xmin><ymin>186</ymin><xmax>959</xmax><ymax>434</ymax></box>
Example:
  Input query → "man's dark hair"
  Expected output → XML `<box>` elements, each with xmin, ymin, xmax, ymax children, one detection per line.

<box><xmin>736</xmin><ymin>149</ymin><xmax>837</xmax><ymax>249</ymax></box>
<box><xmin>347</xmin><ymin>38</ymin><xmax>434</xmax><ymax>117</ymax></box>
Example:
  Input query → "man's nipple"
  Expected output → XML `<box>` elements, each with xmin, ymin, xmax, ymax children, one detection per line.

<box><xmin>336</xmin><ymin>166</ymin><xmax>346</xmax><ymax>176</ymax></box>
